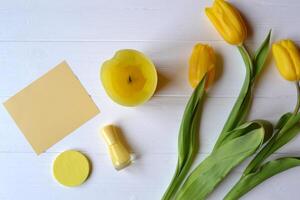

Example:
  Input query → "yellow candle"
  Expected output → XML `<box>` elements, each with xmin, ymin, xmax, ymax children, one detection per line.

<box><xmin>101</xmin><ymin>49</ymin><xmax>157</xmax><ymax>107</ymax></box>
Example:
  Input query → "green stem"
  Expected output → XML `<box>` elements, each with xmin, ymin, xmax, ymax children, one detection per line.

<box><xmin>162</xmin><ymin>104</ymin><xmax>202</xmax><ymax>200</ymax></box>
<box><xmin>213</xmin><ymin>44</ymin><xmax>253</xmax><ymax>151</ymax></box>
<box><xmin>293</xmin><ymin>81</ymin><xmax>300</xmax><ymax>115</ymax></box>
<box><xmin>162</xmin><ymin>78</ymin><xmax>206</xmax><ymax>200</ymax></box>
<box><xmin>243</xmin><ymin>131</ymin><xmax>277</xmax><ymax>174</ymax></box>
<box><xmin>243</xmin><ymin>82</ymin><xmax>300</xmax><ymax>174</ymax></box>
<box><xmin>240</xmin><ymin>44</ymin><xmax>254</xmax><ymax>78</ymax></box>
<box><xmin>162</xmin><ymin>157</ymin><xmax>196</xmax><ymax>200</ymax></box>
<box><xmin>225</xmin><ymin>83</ymin><xmax>300</xmax><ymax>199</ymax></box>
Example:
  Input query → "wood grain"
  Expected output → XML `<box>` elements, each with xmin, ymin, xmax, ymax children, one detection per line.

<box><xmin>1</xmin><ymin>0</ymin><xmax>300</xmax><ymax>199</ymax></box>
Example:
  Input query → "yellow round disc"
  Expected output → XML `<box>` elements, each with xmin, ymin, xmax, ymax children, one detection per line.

<box><xmin>53</xmin><ymin>150</ymin><xmax>90</xmax><ymax>187</ymax></box>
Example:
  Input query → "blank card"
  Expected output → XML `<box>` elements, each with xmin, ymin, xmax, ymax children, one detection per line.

<box><xmin>4</xmin><ymin>61</ymin><xmax>100</xmax><ymax>155</ymax></box>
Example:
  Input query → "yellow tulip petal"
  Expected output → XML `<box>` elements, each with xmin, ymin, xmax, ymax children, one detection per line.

<box><xmin>273</xmin><ymin>43</ymin><xmax>297</xmax><ymax>81</ymax></box>
<box><xmin>205</xmin><ymin>0</ymin><xmax>247</xmax><ymax>45</ymax></box>
<box><xmin>189</xmin><ymin>45</ymin><xmax>206</xmax><ymax>87</ymax></box>
<box><xmin>215</xmin><ymin>1</ymin><xmax>240</xmax><ymax>37</ymax></box>
<box><xmin>207</xmin><ymin>47</ymin><xmax>217</xmax><ymax>71</ymax></box>
<box><xmin>216</xmin><ymin>0</ymin><xmax>247</xmax><ymax>42</ymax></box>
<box><xmin>189</xmin><ymin>45</ymin><xmax>208</xmax><ymax>87</ymax></box>
<box><xmin>283</xmin><ymin>40</ymin><xmax>300</xmax><ymax>79</ymax></box>
<box><xmin>206</xmin><ymin>67</ymin><xmax>216</xmax><ymax>89</ymax></box>
<box><xmin>188</xmin><ymin>44</ymin><xmax>217</xmax><ymax>89</ymax></box>
<box><xmin>205</xmin><ymin>7</ymin><xmax>235</xmax><ymax>44</ymax></box>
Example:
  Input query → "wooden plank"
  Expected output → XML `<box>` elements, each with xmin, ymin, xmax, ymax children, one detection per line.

<box><xmin>0</xmin><ymin>41</ymin><xmax>295</xmax><ymax>98</ymax></box>
<box><xmin>1</xmin><ymin>1</ymin><xmax>300</xmax><ymax>199</ymax></box>
<box><xmin>0</xmin><ymin>152</ymin><xmax>299</xmax><ymax>200</ymax></box>
<box><xmin>0</xmin><ymin>0</ymin><xmax>299</xmax><ymax>42</ymax></box>
<box><xmin>2</xmin><ymin>95</ymin><xmax>299</xmax><ymax>154</ymax></box>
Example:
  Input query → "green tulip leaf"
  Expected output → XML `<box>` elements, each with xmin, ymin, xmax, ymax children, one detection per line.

<box><xmin>224</xmin><ymin>157</ymin><xmax>300</xmax><ymax>200</ymax></box>
<box><xmin>277</xmin><ymin>112</ymin><xmax>300</xmax><ymax>138</ymax></box>
<box><xmin>162</xmin><ymin>76</ymin><xmax>206</xmax><ymax>200</ymax></box>
<box><xmin>244</xmin><ymin>112</ymin><xmax>300</xmax><ymax>175</ymax></box>
<box><xmin>230</xmin><ymin>113</ymin><xmax>300</xmax><ymax>199</ymax></box>
<box><xmin>270</xmin><ymin>121</ymin><xmax>300</xmax><ymax>154</ymax></box>
<box><xmin>175</xmin><ymin>120</ymin><xmax>272</xmax><ymax>200</ymax></box>
<box><xmin>164</xmin><ymin>30</ymin><xmax>272</xmax><ymax>200</ymax></box>
<box><xmin>275</xmin><ymin>112</ymin><xmax>293</xmax><ymax>130</ymax></box>
<box><xmin>213</xmin><ymin>45</ymin><xmax>253</xmax><ymax>151</ymax></box>
<box><xmin>219</xmin><ymin>120</ymin><xmax>272</xmax><ymax>147</ymax></box>
<box><xmin>243</xmin><ymin>133</ymin><xmax>277</xmax><ymax>175</ymax></box>
<box><xmin>253</xmin><ymin>30</ymin><xmax>272</xmax><ymax>79</ymax></box>
<box><xmin>243</xmin><ymin>112</ymin><xmax>293</xmax><ymax>174</ymax></box>
<box><xmin>177</xmin><ymin>76</ymin><xmax>206</xmax><ymax>168</ymax></box>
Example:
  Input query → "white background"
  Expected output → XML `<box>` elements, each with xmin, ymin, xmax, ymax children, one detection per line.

<box><xmin>1</xmin><ymin>0</ymin><xmax>300</xmax><ymax>199</ymax></box>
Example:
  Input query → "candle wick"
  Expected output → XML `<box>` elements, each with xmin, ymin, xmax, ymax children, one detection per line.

<box><xmin>128</xmin><ymin>76</ymin><xmax>132</xmax><ymax>83</ymax></box>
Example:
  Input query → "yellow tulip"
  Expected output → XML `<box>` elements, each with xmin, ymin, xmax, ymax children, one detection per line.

<box><xmin>272</xmin><ymin>40</ymin><xmax>300</xmax><ymax>81</ymax></box>
<box><xmin>189</xmin><ymin>43</ymin><xmax>216</xmax><ymax>89</ymax></box>
<box><xmin>205</xmin><ymin>0</ymin><xmax>247</xmax><ymax>45</ymax></box>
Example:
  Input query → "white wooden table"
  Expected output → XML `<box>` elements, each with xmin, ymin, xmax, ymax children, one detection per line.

<box><xmin>1</xmin><ymin>0</ymin><xmax>300</xmax><ymax>199</ymax></box>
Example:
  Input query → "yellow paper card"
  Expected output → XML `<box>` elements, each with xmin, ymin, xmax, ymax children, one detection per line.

<box><xmin>4</xmin><ymin>61</ymin><xmax>100</xmax><ymax>155</ymax></box>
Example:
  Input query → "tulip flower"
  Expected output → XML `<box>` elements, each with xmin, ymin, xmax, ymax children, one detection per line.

<box><xmin>224</xmin><ymin>39</ymin><xmax>300</xmax><ymax>200</ymax></box>
<box><xmin>167</xmin><ymin>0</ymin><xmax>272</xmax><ymax>198</ymax></box>
<box><xmin>163</xmin><ymin>1</ymin><xmax>273</xmax><ymax>199</ymax></box>
<box><xmin>205</xmin><ymin>0</ymin><xmax>247</xmax><ymax>45</ymax></box>
<box><xmin>188</xmin><ymin>43</ymin><xmax>216</xmax><ymax>89</ymax></box>
<box><xmin>162</xmin><ymin>45</ymin><xmax>216</xmax><ymax>200</ymax></box>
<box><xmin>272</xmin><ymin>39</ymin><xmax>300</xmax><ymax>81</ymax></box>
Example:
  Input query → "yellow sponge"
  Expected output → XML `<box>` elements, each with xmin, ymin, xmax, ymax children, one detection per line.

<box><xmin>53</xmin><ymin>150</ymin><xmax>90</xmax><ymax>187</ymax></box>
